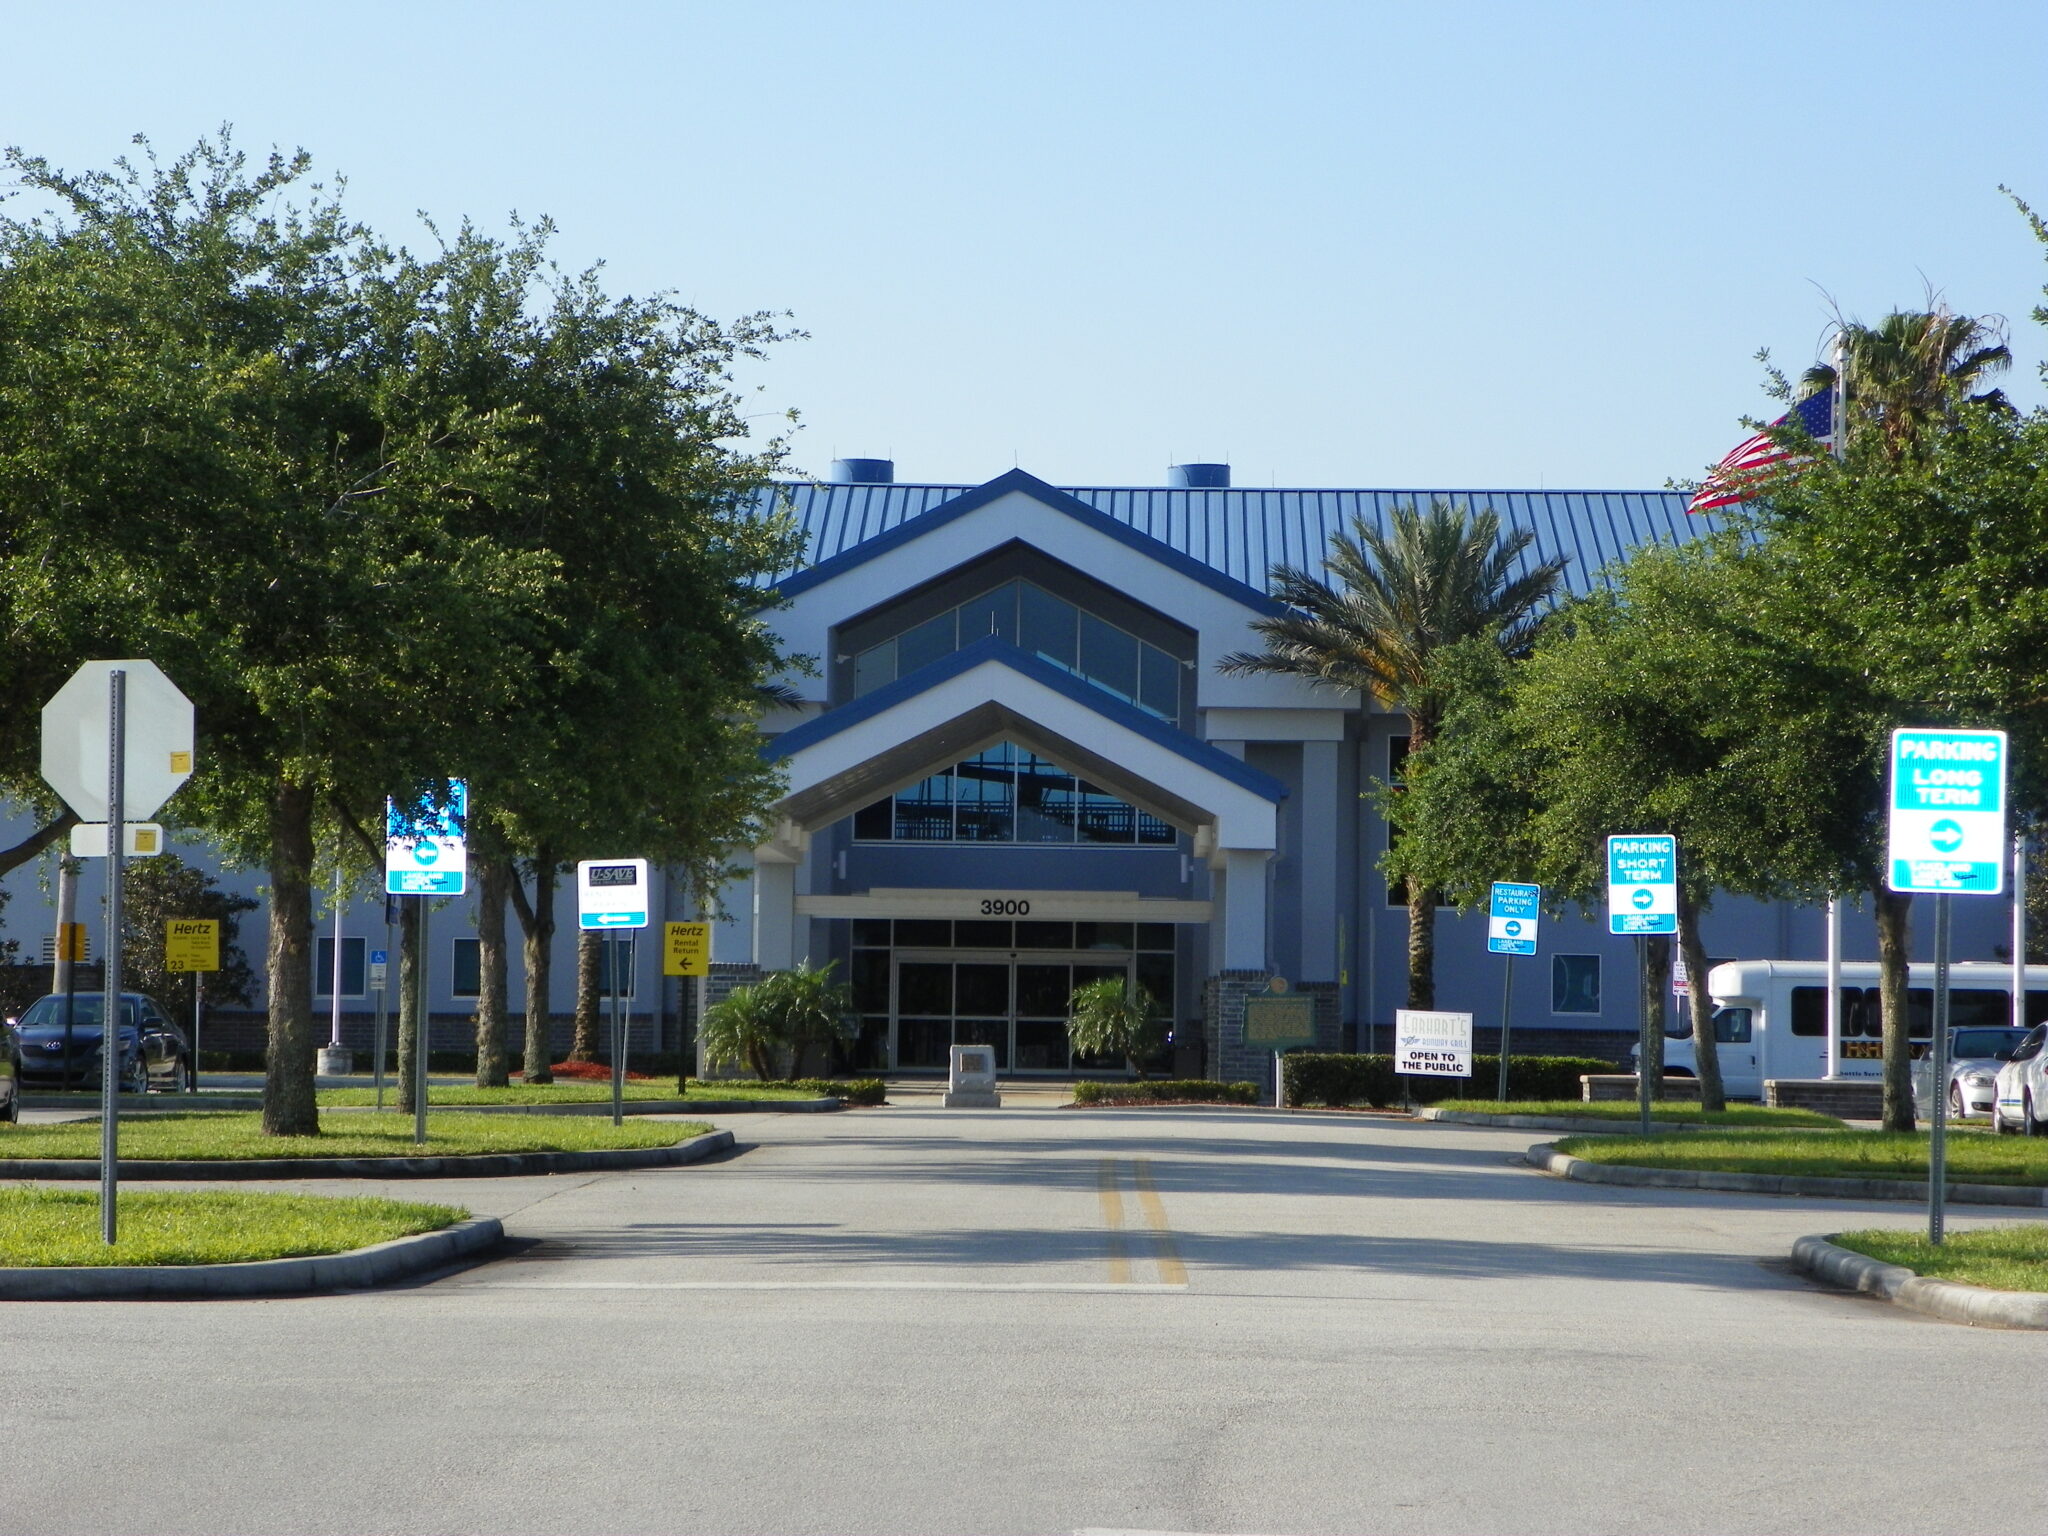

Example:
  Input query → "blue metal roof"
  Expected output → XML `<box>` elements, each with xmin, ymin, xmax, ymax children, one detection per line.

<box><xmin>767</xmin><ymin>477</ymin><xmax>1707</xmax><ymax>598</ymax></box>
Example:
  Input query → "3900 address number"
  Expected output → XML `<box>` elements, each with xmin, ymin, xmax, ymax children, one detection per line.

<box><xmin>979</xmin><ymin>898</ymin><xmax>1031</xmax><ymax>916</ymax></box>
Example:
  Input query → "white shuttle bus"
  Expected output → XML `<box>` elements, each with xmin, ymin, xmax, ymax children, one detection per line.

<box><xmin>1643</xmin><ymin>960</ymin><xmax>2048</xmax><ymax>1100</ymax></box>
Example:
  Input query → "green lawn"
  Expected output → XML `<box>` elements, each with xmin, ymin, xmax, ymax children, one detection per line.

<box><xmin>1832</xmin><ymin>1224</ymin><xmax>2048</xmax><ymax>1293</ymax></box>
<box><xmin>318</xmin><ymin>1080</ymin><xmax>816</xmax><ymax>1108</ymax></box>
<box><xmin>1556</xmin><ymin>1129</ymin><xmax>2048</xmax><ymax>1185</ymax></box>
<box><xmin>0</xmin><ymin>1111</ymin><xmax>710</xmax><ymax>1161</ymax></box>
<box><xmin>0</xmin><ymin>1186</ymin><xmax>466</xmax><ymax>1267</ymax></box>
<box><xmin>1439</xmin><ymin>1099</ymin><xmax>1842</xmax><ymax>1128</ymax></box>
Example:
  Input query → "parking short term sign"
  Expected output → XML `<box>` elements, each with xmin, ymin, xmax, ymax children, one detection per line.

<box><xmin>1395</xmin><ymin>1009</ymin><xmax>1473</xmax><ymax>1077</ymax></box>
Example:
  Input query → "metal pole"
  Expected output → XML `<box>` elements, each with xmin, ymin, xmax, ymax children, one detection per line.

<box><xmin>1636</xmin><ymin>936</ymin><xmax>1652</xmax><ymax>1136</ymax></box>
<box><xmin>610</xmin><ymin>935</ymin><xmax>625</xmax><ymax>1127</ymax></box>
<box><xmin>414</xmin><ymin>896</ymin><xmax>430</xmax><ymax>1146</ymax></box>
<box><xmin>1929</xmin><ymin>894</ymin><xmax>1951</xmax><ymax>1245</ymax></box>
<box><xmin>1495</xmin><ymin>958</ymin><xmax>1515</xmax><ymax>1102</ymax></box>
<box><xmin>375</xmin><ymin>909</ymin><xmax>391</xmax><ymax>1110</ymax></box>
<box><xmin>1273</xmin><ymin>1049</ymin><xmax>1282</xmax><ymax>1110</ymax></box>
<box><xmin>329</xmin><ymin>869</ymin><xmax>345</xmax><ymax>1052</ymax></box>
<box><xmin>102</xmin><ymin>669</ymin><xmax>126</xmax><ymax>1245</ymax></box>
<box><xmin>1824</xmin><ymin>898</ymin><xmax>1843</xmax><ymax>1079</ymax></box>
<box><xmin>192</xmin><ymin>972</ymin><xmax>202</xmax><ymax>1092</ymax></box>
<box><xmin>2015</xmin><ymin>835</ymin><xmax>2029</xmax><ymax>1033</ymax></box>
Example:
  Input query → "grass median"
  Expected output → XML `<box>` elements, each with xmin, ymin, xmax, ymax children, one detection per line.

<box><xmin>318</xmin><ymin>1080</ymin><xmax>816</xmax><ymax>1108</ymax></box>
<box><xmin>0</xmin><ymin>1111</ymin><xmax>710</xmax><ymax>1162</ymax></box>
<box><xmin>1555</xmin><ymin>1128</ymin><xmax>2048</xmax><ymax>1185</ymax></box>
<box><xmin>1831</xmin><ymin>1225</ymin><xmax>2048</xmax><ymax>1293</ymax></box>
<box><xmin>0</xmin><ymin>1187</ymin><xmax>466</xmax><ymax>1267</ymax></box>
<box><xmin>1439</xmin><ymin>1100</ymin><xmax>1842</xmax><ymax>1128</ymax></box>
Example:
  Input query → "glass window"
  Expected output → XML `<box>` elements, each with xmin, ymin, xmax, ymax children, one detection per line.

<box><xmin>1015</xmin><ymin>922</ymin><xmax>1075</xmax><ymax>950</ymax></box>
<box><xmin>1016</xmin><ymin>753</ymin><xmax>1077</xmax><ymax>842</ymax></box>
<box><xmin>853</xmin><ymin>799</ymin><xmax>893</xmax><ymax>841</ymax></box>
<box><xmin>956</xmin><ymin>582</ymin><xmax>1018</xmax><ymax>647</ymax></box>
<box><xmin>595</xmin><ymin>936</ymin><xmax>635</xmax><ymax>997</ymax></box>
<box><xmin>893</xmin><ymin>920</ymin><xmax>952</xmax><ymax>949</ymax></box>
<box><xmin>1019</xmin><ymin>584</ymin><xmax>1078</xmax><ymax>671</ymax></box>
<box><xmin>314</xmin><ymin>936</ymin><xmax>366</xmax><ymax>998</ymax></box>
<box><xmin>953</xmin><ymin>920</ymin><xmax>1012</xmax><ymax>948</ymax></box>
<box><xmin>1135</xmin><ymin>924</ymin><xmax>1176</xmax><ymax>952</ymax></box>
<box><xmin>851</xmin><ymin>919</ymin><xmax>892</xmax><ymax>948</ymax></box>
<box><xmin>1948</xmin><ymin>990</ymin><xmax>2010</xmax><ymax>1031</ymax></box>
<box><xmin>851</xmin><ymin>640</ymin><xmax>897</xmax><ymax>697</ymax></box>
<box><xmin>1789</xmin><ymin>986</ymin><xmax>1864</xmax><ymax>1037</ymax></box>
<box><xmin>1387</xmin><ymin>735</ymin><xmax>1412</xmax><ymax>786</ymax></box>
<box><xmin>1138</xmin><ymin>644</ymin><xmax>1180</xmax><ymax>721</ymax></box>
<box><xmin>1713</xmin><ymin>1006</ymin><xmax>1752</xmax><ymax>1043</ymax></box>
<box><xmin>1078</xmin><ymin>613</ymin><xmax>1138</xmax><ymax>704</ymax></box>
<box><xmin>1075</xmin><ymin>781</ymin><xmax>1136</xmax><ymax>843</ymax></box>
<box><xmin>1136</xmin><ymin>810</ymin><xmax>1176</xmax><ymax>846</ymax></box>
<box><xmin>1075</xmin><ymin>922</ymin><xmax>1135</xmax><ymax>951</ymax></box>
<box><xmin>849</xmin><ymin>950</ymin><xmax>890</xmax><ymax>1012</ymax></box>
<box><xmin>894</xmin><ymin>770</ymin><xmax>954</xmax><ymax>841</ymax></box>
<box><xmin>1551</xmin><ymin>955</ymin><xmax>1600</xmax><ymax>1015</ymax></box>
<box><xmin>953</xmin><ymin>745</ymin><xmax>1015</xmax><ymax>842</ymax></box>
<box><xmin>896</xmin><ymin>611</ymin><xmax>957</xmax><ymax>674</ymax></box>
<box><xmin>451</xmin><ymin>938</ymin><xmax>481</xmax><ymax>999</ymax></box>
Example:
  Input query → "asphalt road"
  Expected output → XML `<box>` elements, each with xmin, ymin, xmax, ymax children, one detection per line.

<box><xmin>3</xmin><ymin>1101</ymin><xmax>2044</xmax><ymax>1535</ymax></box>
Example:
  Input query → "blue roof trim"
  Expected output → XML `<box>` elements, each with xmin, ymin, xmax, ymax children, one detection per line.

<box><xmin>768</xmin><ymin>469</ymin><xmax>1285</xmax><ymax>616</ymax></box>
<box><xmin>764</xmin><ymin>634</ymin><xmax>1289</xmax><ymax>804</ymax></box>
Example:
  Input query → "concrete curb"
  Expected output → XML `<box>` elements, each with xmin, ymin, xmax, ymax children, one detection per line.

<box><xmin>1791</xmin><ymin>1234</ymin><xmax>2048</xmax><ymax>1329</ymax></box>
<box><xmin>1526</xmin><ymin>1141</ymin><xmax>2048</xmax><ymax>1207</ymax></box>
<box><xmin>1421</xmin><ymin>1108</ymin><xmax>1713</xmax><ymax>1135</ymax></box>
<box><xmin>0</xmin><ymin>1215</ymin><xmax>505</xmax><ymax>1302</ymax></box>
<box><xmin>323</xmin><ymin>1098</ymin><xmax>841</xmax><ymax>1117</ymax></box>
<box><xmin>0</xmin><ymin>1128</ymin><xmax>736</xmax><ymax>1182</ymax></box>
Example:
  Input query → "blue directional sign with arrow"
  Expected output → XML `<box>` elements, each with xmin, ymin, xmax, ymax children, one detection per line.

<box><xmin>385</xmin><ymin>781</ymin><xmax>468</xmax><ymax>896</ymax></box>
<box><xmin>1888</xmin><ymin>729</ymin><xmax>2007</xmax><ymax>895</ymax></box>
<box><xmin>1606</xmin><ymin>834</ymin><xmax>1677</xmax><ymax>935</ymax></box>
<box><xmin>1486</xmin><ymin>882</ymin><xmax>1541</xmax><ymax>955</ymax></box>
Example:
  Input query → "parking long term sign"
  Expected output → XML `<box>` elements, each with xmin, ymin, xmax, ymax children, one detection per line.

<box><xmin>1888</xmin><ymin>728</ymin><xmax>2007</xmax><ymax>895</ymax></box>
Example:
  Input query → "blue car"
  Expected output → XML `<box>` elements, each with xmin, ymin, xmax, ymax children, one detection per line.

<box><xmin>9</xmin><ymin>993</ymin><xmax>195</xmax><ymax>1095</ymax></box>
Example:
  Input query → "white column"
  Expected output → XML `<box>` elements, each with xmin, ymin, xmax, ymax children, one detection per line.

<box><xmin>2016</xmin><ymin>836</ymin><xmax>2029</xmax><ymax>1033</ymax></box>
<box><xmin>1219</xmin><ymin>848</ymin><xmax>1271</xmax><ymax>972</ymax></box>
<box><xmin>1824</xmin><ymin>898</ymin><xmax>1842</xmax><ymax>1079</ymax></box>
<box><xmin>711</xmin><ymin>856</ymin><xmax>755</xmax><ymax>964</ymax></box>
<box><xmin>754</xmin><ymin>859</ymin><xmax>799</xmax><ymax>972</ymax></box>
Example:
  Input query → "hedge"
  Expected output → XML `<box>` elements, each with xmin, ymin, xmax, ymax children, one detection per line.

<box><xmin>1072</xmin><ymin>1079</ymin><xmax>1260</xmax><ymax>1106</ymax></box>
<box><xmin>1282</xmin><ymin>1053</ymin><xmax>1618</xmax><ymax>1109</ymax></box>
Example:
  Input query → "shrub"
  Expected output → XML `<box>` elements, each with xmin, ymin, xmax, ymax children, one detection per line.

<box><xmin>1282</xmin><ymin>1053</ymin><xmax>1619</xmax><ymax>1108</ymax></box>
<box><xmin>1072</xmin><ymin>1079</ymin><xmax>1259</xmax><ymax>1106</ymax></box>
<box><xmin>1066</xmin><ymin>977</ymin><xmax>1166</xmax><ymax>1075</ymax></box>
<box><xmin>686</xmin><ymin>1077</ymin><xmax>887</xmax><ymax>1106</ymax></box>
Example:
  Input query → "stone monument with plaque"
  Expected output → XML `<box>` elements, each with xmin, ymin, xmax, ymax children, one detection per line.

<box><xmin>944</xmin><ymin>1045</ymin><xmax>1002</xmax><ymax>1108</ymax></box>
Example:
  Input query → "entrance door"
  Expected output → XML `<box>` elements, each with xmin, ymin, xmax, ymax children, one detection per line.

<box><xmin>892</xmin><ymin>952</ymin><xmax>1133</xmax><ymax>1074</ymax></box>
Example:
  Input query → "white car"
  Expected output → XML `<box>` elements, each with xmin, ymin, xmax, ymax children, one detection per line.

<box><xmin>1991</xmin><ymin>1024</ymin><xmax>2048</xmax><ymax>1134</ymax></box>
<box><xmin>1914</xmin><ymin>1027</ymin><xmax>2033</xmax><ymax>1118</ymax></box>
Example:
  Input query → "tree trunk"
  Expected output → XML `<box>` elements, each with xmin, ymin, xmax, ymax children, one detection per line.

<box><xmin>261</xmin><ymin>779</ymin><xmax>320</xmax><ymax>1136</ymax></box>
<box><xmin>1676</xmin><ymin>887</ymin><xmax>1725</xmax><ymax>1112</ymax></box>
<box><xmin>473</xmin><ymin>858</ymin><xmax>511</xmax><ymax>1088</ymax></box>
<box><xmin>1405</xmin><ymin>884</ymin><xmax>1436</xmax><ymax>1010</ymax></box>
<box><xmin>1639</xmin><ymin>932</ymin><xmax>1669</xmax><ymax>1096</ymax></box>
<box><xmin>1876</xmin><ymin>884</ymin><xmax>1915</xmax><ymax>1132</ymax></box>
<box><xmin>397</xmin><ymin>898</ymin><xmax>421</xmax><ymax>1114</ymax></box>
<box><xmin>571</xmin><ymin>929</ymin><xmax>603</xmax><ymax>1062</ymax></box>
<box><xmin>510</xmin><ymin>850</ymin><xmax>556</xmax><ymax>1083</ymax></box>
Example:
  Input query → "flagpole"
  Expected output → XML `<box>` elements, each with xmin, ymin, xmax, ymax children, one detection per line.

<box><xmin>1829</xmin><ymin>330</ymin><xmax>1848</xmax><ymax>462</ymax></box>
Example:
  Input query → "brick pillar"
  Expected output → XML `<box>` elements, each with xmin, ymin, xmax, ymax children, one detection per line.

<box><xmin>1204</xmin><ymin>975</ymin><xmax>1343</xmax><ymax>1097</ymax></box>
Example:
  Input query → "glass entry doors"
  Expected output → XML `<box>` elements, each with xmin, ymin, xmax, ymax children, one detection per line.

<box><xmin>893</xmin><ymin>952</ymin><xmax>1131</xmax><ymax>1073</ymax></box>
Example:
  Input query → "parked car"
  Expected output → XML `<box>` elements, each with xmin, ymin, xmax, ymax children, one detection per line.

<box><xmin>1992</xmin><ymin>1024</ymin><xmax>2048</xmax><ymax>1135</ymax></box>
<box><xmin>1912</xmin><ymin>1026</ymin><xmax>2032</xmax><ymax>1118</ymax></box>
<box><xmin>7</xmin><ymin>993</ymin><xmax>195</xmax><ymax>1095</ymax></box>
<box><xmin>0</xmin><ymin>1012</ymin><xmax>18</xmax><ymax>1122</ymax></box>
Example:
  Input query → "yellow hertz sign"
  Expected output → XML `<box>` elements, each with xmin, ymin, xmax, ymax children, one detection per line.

<box><xmin>164</xmin><ymin>919</ymin><xmax>220</xmax><ymax>973</ymax></box>
<box><xmin>663</xmin><ymin>922</ymin><xmax>711</xmax><ymax>977</ymax></box>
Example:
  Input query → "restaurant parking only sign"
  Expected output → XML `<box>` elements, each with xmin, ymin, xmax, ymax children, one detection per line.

<box><xmin>1607</xmin><ymin>834</ymin><xmax>1677</xmax><ymax>935</ymax></box>
<box><xmin>1888</xmin><ymin>728</ymin><xmax>2007</xmax><ymax>895</ymax></box>
<box><xmin>1487</xmin><ymin>881</ymin><xmax>1541</xmax><ymax>955</ymax></box>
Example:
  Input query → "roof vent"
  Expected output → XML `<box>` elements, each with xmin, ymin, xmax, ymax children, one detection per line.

<box><xmin>1168</xmin><ymin>462</ymin><xmax>1230</xmax><ymax>489</ymax></box>
<box><xmin>829</xmin><ymin>457</ymin><xmax>895</xmax><ymax>485</ymax></box>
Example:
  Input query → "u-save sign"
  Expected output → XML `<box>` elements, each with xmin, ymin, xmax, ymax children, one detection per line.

<box><xmin>1889</xmin><ymin>729</ymin><xmax>2007</xmax><ymax>895</ymax></box>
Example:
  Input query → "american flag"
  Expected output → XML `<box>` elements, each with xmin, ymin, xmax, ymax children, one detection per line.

<box><xmin>1688</xmin><ymin>390</ymin><xmax>1835</xmax><ymax>514</ymax></box>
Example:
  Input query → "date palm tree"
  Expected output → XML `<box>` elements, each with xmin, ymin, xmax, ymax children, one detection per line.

<box><xmin>1801</xmin><ymin>307</ymin><xmax>2011</xmax><ymax>464</ymax></box>
<box><xmin>1219</xmin><ymin>500</ymin><xmax>1566</xmax><ymax>1009</ymax></box>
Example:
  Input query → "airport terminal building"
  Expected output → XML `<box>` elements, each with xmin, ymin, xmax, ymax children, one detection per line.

<box><xmin>4</xmin><ymin>459</ymin><xmax>2014</xmax><ymax>1085</ymax></box>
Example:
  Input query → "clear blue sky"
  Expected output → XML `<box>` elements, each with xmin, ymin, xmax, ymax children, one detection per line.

<box><xmin>7</xmin><ymin>1</ymin><xmax>2047</xmax><ymax>490</ymax></box>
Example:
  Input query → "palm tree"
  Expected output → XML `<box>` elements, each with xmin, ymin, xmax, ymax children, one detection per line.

<box><xmin>1219</xmin><ymin>500</ymin><xmax>1566</xmax><ymax>1009</ymax></box>
<box><xmin>1801</xmin><ymin>308</ymin><xmax>2011</xmax><ymax>463</ymax></box>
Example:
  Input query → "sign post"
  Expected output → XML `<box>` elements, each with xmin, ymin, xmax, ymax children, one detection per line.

<box><xmin>369</xmin><ymin>949</ymin><xmax>391</xmax><ymax>1111</ymax></box>
<box><xmin>41</xmin><ymin>660</ymin><xmax>196</xmax><ymax>1245</ymax></box>
<box><xmin>1486</xmin><ymin>882</ymin><xmax>1540</xmax><ymax>1101</ymax></box>
<box><xmin>580</xmin><ymin>860</ymin><xmax>652</xmax><ymax>1125</ymax></box>
<box><xmin>388</xmin><ymin>783</ymin><xmax>468</xmax><ymax>1146</ymax></box>
<box><xmin>165</xmin><ymin>920</ymin><xmax>219</xmax><ymax>1092</ymax></box>
<box><xmin>664</xmin><ymin>922</ymin><xmax>712</xmax><ymax>1096</ymax></box>
<box><xmin>1608</xmin><ymin>834</ymin><xmax>1677</xmax><ymax>1136</ymax></box>
<box><xmin>1888</xmin><ymin>727</ymin><xmax>2008</xmax><ymax>1245</ymax></box>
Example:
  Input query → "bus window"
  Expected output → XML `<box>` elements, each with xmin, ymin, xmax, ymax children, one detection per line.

<box><xmin>1790</xmin><ymin>987</ymin><xmax>1863</xmax><ymax>1037</ymax></box>
<box><xmin>1947</xmin><ymin>990</ymin><xmax>2009</xmax><ymax>1031</ymax></box>
<box><xmin>2028</xmin><ymin>990</ymin><xmax>2048</xmax><ymax>1028</ymax></box>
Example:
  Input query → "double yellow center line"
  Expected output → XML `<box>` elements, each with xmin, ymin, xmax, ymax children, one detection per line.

<box><xmin>1097</xmin><ymin>1156</ymin><xmax>1188</xmax><ymax>1287</ymax></box>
